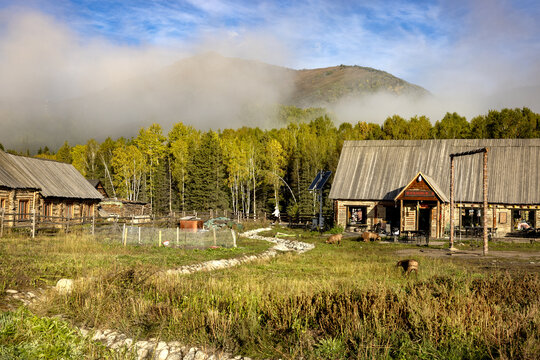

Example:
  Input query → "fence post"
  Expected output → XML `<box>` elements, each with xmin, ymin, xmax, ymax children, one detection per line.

<box><xmin>66</xmin><ymin>214</ymin><xmax>70</xmax><ymax>233</ymax></box>
<box><xmin>176</xmin><ymin>227</ymin><xmax>179</xmax><ymax>246</ymax></box>
<box><xmin>231</xmin><ymin>228</ymin><xmax>237</xmax><ymax>248</ymax></box>
<box><xmin>123</xmin><ymin>223</ymin><xmax>126</xmax><ymax>246</ymax></box>
<box><xmin>92</xmin><ymin>213</ymin><xmax>95</xmax><ymax>236</ymax></box>
<box><xmin>138</xmin><ymin>227</ymin><xmax>141</xmax><ymax>244</ymax></box>
<box><xmin>0</xmin><ymin>208</ymin><xmax>4</xmax><ymax>238</ymax></box>
<box><xmin>159</xmin><ymin>230</ymin><xmax>162</xmax><ymax>247</ymax></box>
<box><xmin>32</xmin><ymin>208</ymin><xmax>36</xmax><ymax>238</ymax></box>
<box><xmin>212</xmin><ymin>228</ymin><xmax>217</xmax><ymax>246</ymax></box>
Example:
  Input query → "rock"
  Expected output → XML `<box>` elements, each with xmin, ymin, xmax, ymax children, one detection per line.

<box><xmin>167</xmin><ymin>353</ymin><xmax>183</xmax><ymax>360</ymax></box>
<box><xmin>184</xmin><ymin>348</ymin><xmax>197</xmax><ymax>360</ymax></box>
<box><xmin>55</xmin><ymin>278</ymin><xmax>74</xmax><ymax>295</ymax></box>
<box><xmin>110</xmin><ymin>340</ymin><xmax>123</xmax><ymax>349</ymax></box>
<box><xmin>157</xmin><ymin>348</ymin><xmax>169</xmax><ymax>360</ymax></box>
<box><xmin>92</xmin><ymin>330</ymin><xmax>104</xmax><ymax>341</ymax></box>
<box><xmin>194</xmin><ymin>350</ymin><xmax>208</xmax><ymax>360</ymax></box>
<box><xmin>5</xmin><ymin>289</ymin><xmax>18</xmax><ymax>294</ymax></box>
<box><xmin>135</xmin><ymin>340</ymin><xmax>148</xmax><ymax>349</ymax></box>
<box><xmin>105</xmin><ymin>334</ymin><xmax>117</xmax><ymax>346</ymax></box>
<box><xmin>137</xmin><ymin>346</ymin><xmax>150</xmax><ymax>359</ymax></box>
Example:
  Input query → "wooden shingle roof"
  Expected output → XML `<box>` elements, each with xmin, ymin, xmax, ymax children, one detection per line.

<box><xmin>0</xmin><ymin>151</ymin><xmax>103</xmax><ymax>200</ymax></box>
<box><xmin>0</xmin><ymin>151</ymin><xmax>38</xmax><ymax>190</ymax></box>
<box><xmin>329</xmin><ymin>139</ymin><xmax>540</xmax><ymax>204</ymax></box>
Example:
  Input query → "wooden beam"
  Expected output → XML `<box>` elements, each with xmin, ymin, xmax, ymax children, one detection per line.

<box><xmin>450</xmin><ymin>148</ymin><xmax>488</xmax><ymax>158</ymax></box>
<box><xmin>483</xmin><ymin>149</ymin><xmax>489</xmax><ymax>255</ymax></box>
<box><xmin>450</xmin><ymin>156</ymin><xmax>455</xmax><ymax>249</ymax></box>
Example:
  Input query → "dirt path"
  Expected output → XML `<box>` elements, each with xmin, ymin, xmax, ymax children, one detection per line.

<box><xmin>395</xmin><ymin>247</ymin><xmax>540</xmax><ymax>272</ymax></box>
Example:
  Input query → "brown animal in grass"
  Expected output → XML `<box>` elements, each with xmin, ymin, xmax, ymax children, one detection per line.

<box><xmin>361</xmin><ymin>231</ymin><xmax>381</xmax><ymax>242</ymax></box>
<box><xmin>396</xmin><ymin>259</ymin><xmax>419</xmax><ymax>276</ymax></box>
<box><xmin>326</xmin><ymin>233</ymin><xmax>342</xmax><ymax>245</ymax></box>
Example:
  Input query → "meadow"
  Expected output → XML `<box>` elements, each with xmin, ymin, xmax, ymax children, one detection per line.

<box><xmin>1</xmin><ymin>229</ymin><xmax>539</xmax><ymax>359</ymax></box>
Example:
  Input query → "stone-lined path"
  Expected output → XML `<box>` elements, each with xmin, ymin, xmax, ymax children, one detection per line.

<box><xmin>4</xmin><ymin>228</ymin><xmax>315</xmax><ymax>360</ymax></box>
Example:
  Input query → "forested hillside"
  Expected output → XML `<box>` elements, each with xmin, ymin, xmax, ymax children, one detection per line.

<box><xmin>2</xmin><ymin>106</ymin><xmax>538</xmax><ymax>222</ymax></box>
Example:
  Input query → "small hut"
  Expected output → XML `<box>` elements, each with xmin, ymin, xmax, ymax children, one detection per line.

<box><xmin>0</xmin><ymin>150</ymin><xmax>103</xmax><ymax>228</ymax></box>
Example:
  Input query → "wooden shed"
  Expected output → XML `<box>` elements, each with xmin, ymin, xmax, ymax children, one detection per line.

<box><xmin>0</xmin><ymin>150</ymin><xmax>103</xmax><ymax>229</ymax></box>
<box><xmin>329</xmin><ymin>139</ymin><xmax>540</xmax><ymax>238</ymax></box>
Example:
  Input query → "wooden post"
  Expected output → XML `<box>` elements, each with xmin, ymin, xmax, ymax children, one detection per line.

<box><xmin>0</xmin><ymin>208</ymin><xmax>4</xmax><ymax>238</ymax></box>
<box><xmin>483</xmin><ymin>150</ymin><xmax>489</xmax><ymax>256</ymax></box>
<box><xmin>159</xmin><ymin>230</ymin><xmax>162</xmax><ymax>247</ymax></box>
<box><xmin>449</xmin><ymin>156</ymin><xmax>455</xmax><ymax>249</ymax></box>
<box><xmin>231</xmin><ymin>228</ymin><xmax>237</xmax><ymax>248</ymax></box>
<box><xmin>123</xmin><ymin>224</ymin><xmax>127</xmax><ymax>246</ymax></box>
<box><xmin>400</xmin><ymin>199</ymin><xmax>403</xmax><ymax>233</ymax></box>
<box><xmin>138</xmin><ymin>226</ymin><xmax>141</xmax><ymax>244</ymax></box>
<box><xmin>449</xmin><ymin>147</ymin><xmax>489</xmax><ymax>253</ymax></box>
<box><xmin>66</xmin><ymin>214</ymin><xmax>70</xmax><ymax>233</ymax></box>
<box><xmin>212</xmin><ymin>227</ymin><xmax>217</xmax><ymax>246</ymax></box>
<box><xmin>92</xmin><ymin>212</ymin><xmax>95</xmax><ymax>236</ymax></box>
<box><xmin>32</xmin><ymin>208</ymin><xmax>36</xmax><ymax>238</ymax></box>
<box><xmin>32</xmin><ymin>192</ymin><xmax>36</xmax><ymax>238</ymax></box>
<box><xmin>176</xmin><ymin>227</ymin><xmax>179</xmax><ymax>246</ymax></box>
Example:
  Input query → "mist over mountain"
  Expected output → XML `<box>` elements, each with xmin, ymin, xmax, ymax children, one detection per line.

<box><xmin>0</xmin><ymin>53</ymin><xmax>430</xmax><ymax>150</ymax></box>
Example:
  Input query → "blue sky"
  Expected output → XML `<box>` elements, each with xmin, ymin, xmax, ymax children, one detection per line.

<box><xmin>2</xmin><ymin>0</ymin><xmax>538</xmax><ymax>80</ymax></box>
<box><xmin>0</xmin><ymin>1</ymin><xmax>539</xmax><ymax>148</ymax></box>
<box><xmin>0</xmin><ymin>0</ymin><xmax>539</xmax><ymax>109</ymax></box>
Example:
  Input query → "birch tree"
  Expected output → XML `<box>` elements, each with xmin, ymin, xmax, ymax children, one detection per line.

<box><xmin>135</xmin><ymin>124</ymin><xmax>166</xmax><ymax>209</ymax></box>
<box><xmin>111</xmin><ymin>145</ymin><xmax>146</xmax><ymax>201</ymax></box>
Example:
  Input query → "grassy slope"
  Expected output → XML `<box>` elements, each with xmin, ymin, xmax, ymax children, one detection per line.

<box><xmin>32</xmin><ymin>229</ymin><xmax>540</xmax><ymax>359</ymax></box>
<box><xmin>0</xmin><ymin>234</ymin><xmax>271</xmax><ymax>292</ymax></box>
<box><xmin>292</xmin><ymin>65</ymin><xmax>429</xmax><ymax>105</ymax></box>
<box><xmin>1</xmin><ymin>229</ymin><xmax>539</xmax><ymax>359</ymax></box>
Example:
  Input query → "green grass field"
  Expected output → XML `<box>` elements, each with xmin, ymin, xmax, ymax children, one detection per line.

<box><xmin>1</xmin><ymin>229</ymin><xmax>539</xmax><ymax>359</ymax></box>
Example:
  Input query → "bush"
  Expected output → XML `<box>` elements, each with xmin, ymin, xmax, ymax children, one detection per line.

<box><xmin>0</xmin><ymin>308</ymin><xmax>116</xmax><ymax>359</ymax></box>
<box><xmin>328</xmin><ymin>225</ymin><xmax>344</xmax><ymax>234</ymax></box>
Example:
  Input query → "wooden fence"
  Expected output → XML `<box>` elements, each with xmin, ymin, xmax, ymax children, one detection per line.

<box><xmin>0</xmin><ymin>208</ymin><xmax>273</xmax><ymax>238</ymax></box>
<box><xmin>0</xmin><ymin>207</ymin><xmax>334</xmax><ymax>239</ymax></box>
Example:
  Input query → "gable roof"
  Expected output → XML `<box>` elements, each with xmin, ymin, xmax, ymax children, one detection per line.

<box><xmin>0</xmin><ymin>151</ymin><xmax>38</xmax><ymax>190</ymax></box>
<box><xmin>394</xmin><ymin>171</ymin><xmax>449</xmax><ymax>203</ymax></box>
<box><xmin>329</xmin><ymin>139</ymin><xmax>540</xmax><ymax>204</ymax></box>
<box><xmin>87</xmin><ymin>179</ymin><xmax>101</xmax><ymax>187</ymax></box>
<box><xmin>0</xmin><ymin>151</ymin><xmax>103</xmax><ymax>200</ymax></box>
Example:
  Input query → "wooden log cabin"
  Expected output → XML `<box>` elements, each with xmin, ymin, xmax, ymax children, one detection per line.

<box><xmin>0</xmin><ymin>150</ymin><xmax>103</xmax><ymax>229</ymax></box>
<box><xmin>329</xmin><ymin>139</ymin><xmax>540</xmax><ymax>238</ymax></box>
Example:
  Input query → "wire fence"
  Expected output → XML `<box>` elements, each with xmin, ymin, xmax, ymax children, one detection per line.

<box><xmin>94</xmin><ymin>223</ymin><xmax>237</xmax><ymax>249</ymax></box>
<box><xmin>0</xmin><ymin>209</ymin><xmax>240</xmax><ymax>249</ymax></box>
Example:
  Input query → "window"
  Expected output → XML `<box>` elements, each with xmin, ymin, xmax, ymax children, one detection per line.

<box><xmin>0</xmin><ymin>198</ymin><xmax>5</xmax><ymax>213</ymax></box>
<box><xmin>18</xmin><ymin>200</ymin><xmax>30</xmax><ymax>220</ymax></box>
<box><xmin>44</xmin><ymin>202</ymin><xmax>53</xmax><ymax>218</ymax></box>
<box><xmin>461</xmin><ymin>208</ymin><xmax>482</xmax><ymax>227</ymax></box>
<box><xmin>512</xmin><ymin>209</ymin><xmax>536</xmax><ymax>230</ymax></box>
<box><xmin>348</xmin><ymin>206</ymin><xmax>367</xmax><ymax>225</ymax></box>
<box><xmin>65</xmin><ymin>203</ymin><xmax>73</xmax><ymax>219</ymax></box>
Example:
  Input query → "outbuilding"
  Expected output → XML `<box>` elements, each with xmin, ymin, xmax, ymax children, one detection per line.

<box><xmin>0</xmin><ymin>150</ymin><xmax>103</xmax><ymax>228</ymax></box>
<box><xmin>329</xmin><ymin>139</ymin><xmax>540</xmax><ymax>238</ymax></box>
